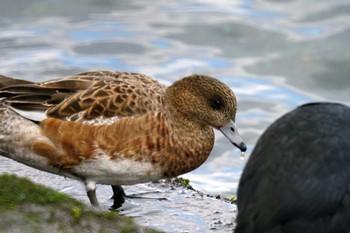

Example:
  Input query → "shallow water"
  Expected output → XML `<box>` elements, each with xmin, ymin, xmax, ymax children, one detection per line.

<box><xmin>0</xmin><ymin>0</ymin><xmax>349</xmax><ymax>232</ymax></box>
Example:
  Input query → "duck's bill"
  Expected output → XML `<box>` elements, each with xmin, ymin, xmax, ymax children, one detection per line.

<box><xmin>219</xmin><ymin>120</ymin><xmax>247</xmax><ymax>152</ymax></box>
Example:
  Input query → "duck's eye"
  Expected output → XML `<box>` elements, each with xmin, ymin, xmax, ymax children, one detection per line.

<box><xmin>211</xmin><ymin>99</ymin><xmax>223</xmax><ymax>110</ymax></box>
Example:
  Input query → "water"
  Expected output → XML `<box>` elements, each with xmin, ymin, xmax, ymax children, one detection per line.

<box><xmin>239</xmin><ymin>151</ymin><xmax>245</xmax><ymax>161</ymax></box>
<box><xmin>0</xmin><ymin>0</ymin><xmax>349</xmax><ymax>232</ymax></box>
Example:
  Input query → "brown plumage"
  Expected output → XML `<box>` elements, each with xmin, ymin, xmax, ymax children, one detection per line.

<box><xmin>0</xmin><ymin>70</ymin><xmax>246</xmax><ymax>208</ymax></box>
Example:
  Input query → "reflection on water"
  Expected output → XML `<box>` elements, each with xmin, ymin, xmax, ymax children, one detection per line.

<box><xmin>0</xmin><ymin>0</ymin><xmax>349</xmax><ymax>232</ymax></box>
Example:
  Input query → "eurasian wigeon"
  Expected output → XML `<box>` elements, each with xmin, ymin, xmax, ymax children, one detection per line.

<box><xmin>0</xmin><ymin>71</ymin><xmax>246</xmax><ymax>208</ymax></box>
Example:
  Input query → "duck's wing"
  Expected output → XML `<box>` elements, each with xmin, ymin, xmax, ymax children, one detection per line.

<box><xmin>0</xmin><ymin>71</ymin><xmax>166</xmax><ymax>123</ymax></box>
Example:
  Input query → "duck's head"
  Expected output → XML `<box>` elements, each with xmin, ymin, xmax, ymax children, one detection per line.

<box><xmin>165</xmin><ymin>74</ymin><xmax>247</xmax><ymax>152</ymax></box>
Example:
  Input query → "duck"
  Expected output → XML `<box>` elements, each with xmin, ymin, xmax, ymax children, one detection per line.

<box><xmin>235</xmin><ymin>102</ymin><xmax>350</xmax><ymax>233</ymax></box>
<box><xmin>0</xmin><ymin>70</ymin><xmax>247</xmax><ymax>209</ymax></box>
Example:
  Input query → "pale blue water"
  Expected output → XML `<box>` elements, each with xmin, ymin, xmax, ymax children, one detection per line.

<box><xmin>0</xmin><ymin>1</ymin><xmax>349</xmax><ymax>232</ymax></box>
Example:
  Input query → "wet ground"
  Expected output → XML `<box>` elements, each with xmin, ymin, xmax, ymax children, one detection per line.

<box><xmin>0</xmin><ymin>157</ymin><xmax>237</xmax><ymax>232</ymax></box>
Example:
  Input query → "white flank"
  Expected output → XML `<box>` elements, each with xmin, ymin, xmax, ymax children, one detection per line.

<box><xmin>72</xmin><ymin>154</ymin><xmax>162</xmax><ymax>186</ymax></box>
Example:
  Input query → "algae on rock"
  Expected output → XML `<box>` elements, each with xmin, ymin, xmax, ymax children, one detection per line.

<box><xmin>0</xmin><ymin>174</ymin><xmax>158</xmax><ymax>233</ymax></box>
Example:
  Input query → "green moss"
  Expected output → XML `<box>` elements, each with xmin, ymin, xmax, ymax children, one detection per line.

<box><xmin>48</xmin><ymin>208</ymin><xmax>56</xmax><ymax>223</ymax></box>
<box><xmin>99</xmin><ymin>227</ymin><xmax>108</xmax><ymax>233</ymax></box>
<box><xmin>173</xmin><ymin>177</ymin><xmax>195</xmax><ymax>191</ymax></box>
<box><xmin>222</xmin><ymin>195</ymin><xmax>237</xmax><ymax>204</ymax></box>
<box><xmin>229</xmin><ymin>196</ymin><xmax>237</xmax><ymax>203</ymax></box>
<box><xmin>0</xmin><ymin>173</ymin><xmax>83</xmax><ymax>211</ymax></box>
<box><xmin>93</xmin><ymin>209</ymin><xmax>121</xmax><ymax>220</ymax></box>
<box><xmin>0</xmin><ymin>174</ymin><xmax>160</xmax><ymax>233</ymax></box>
<box><xmin>120</xmin><ymin>226</ymin><xmax>138</xmax><ymax>233</ymax></box>
<box><xmin>71</xmin><ymin>207</ymin><xmax>82</xmax><ymax>222</ymax></box>
<box><xmin>145</xmin><ymin>230</ymin><xmax>160</xmax><ymax>233</ymax></box>
<box><xmin>24</xmin><ymin>212</ymin><xmax>42</xmax><ymax>223</ymax></box>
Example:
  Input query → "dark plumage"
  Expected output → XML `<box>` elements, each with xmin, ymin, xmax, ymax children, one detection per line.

<box><xmin>235</xmin><ymin>102</ymin><xmax>350</xmax><ymax>233</ymax></box>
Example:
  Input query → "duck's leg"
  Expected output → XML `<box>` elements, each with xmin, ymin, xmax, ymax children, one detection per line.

<box><xmin>110</xmin><ymin>185</ymin><xmax>126</xmax><ymax>209</ymax></box>
<box><xmin>85</xmin><ymin>180</ymin><xmax>99</xmax><ymax>207</ymax></box>
<box><xmin>110</xmin><ymin>185</ymin><xmax>168</xmax><ymax>210</ymax></box>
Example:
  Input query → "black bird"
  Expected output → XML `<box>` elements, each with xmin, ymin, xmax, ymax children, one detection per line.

<box><xmin>235</xmin><ymin>102</ymin><xmax>350</xmax><ymax>233</ymax></box>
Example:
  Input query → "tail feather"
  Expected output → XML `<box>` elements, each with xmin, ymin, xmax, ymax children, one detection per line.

<box><xmin>0</xmin><ymin>75</ymin><xmax>34</xmax><ymax>88</ymax></box>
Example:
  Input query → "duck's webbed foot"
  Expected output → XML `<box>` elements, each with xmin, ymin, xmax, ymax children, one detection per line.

<box><xmin>110</xmin><ymin>185</ymin><xmax>126</xmax><ymax>209</ymax></box>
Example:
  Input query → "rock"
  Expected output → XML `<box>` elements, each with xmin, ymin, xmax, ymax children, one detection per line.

<box><xmin>0</xmin><ymin>174</ymin><xmax>158</xmax><ymax>233</ymax></box>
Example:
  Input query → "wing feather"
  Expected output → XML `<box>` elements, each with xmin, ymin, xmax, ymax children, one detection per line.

<box><xmin>0</xmin><ymin>71</ymin><xmax>166</xmax><ymax>123</ymax></box>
